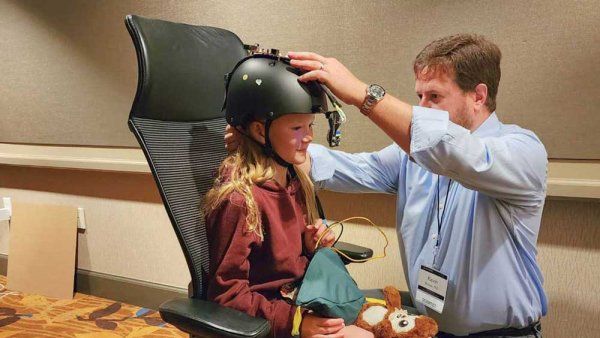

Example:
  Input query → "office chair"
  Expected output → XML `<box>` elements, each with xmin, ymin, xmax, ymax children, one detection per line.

<box><xmin>125</xmin><ymin>15</ymin><xmax>375</xmax><ymax>338</ymax></box>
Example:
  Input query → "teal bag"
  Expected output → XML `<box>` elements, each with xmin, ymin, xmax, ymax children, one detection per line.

<box><xmin>295</xmin><ymin>247</ymin><xmax>366</xmax><ymax>324</ymax></box>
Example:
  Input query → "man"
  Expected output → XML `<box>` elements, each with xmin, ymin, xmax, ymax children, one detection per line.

<box><xmin>288</xmin><ymin>34</ymin><xmax>547</xmax><ymax>337</ymax></box>
<box><xmin>226</xmin><ymin>34</ymin><xmax>547</xmax><ymax>337</ymax></box>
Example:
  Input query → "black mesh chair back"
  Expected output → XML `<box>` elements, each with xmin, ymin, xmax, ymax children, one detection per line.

<box><xmin>125</xmin><ymin>16</ymin><xmax>372</xmax><ymax>337</ymax></box>
<box><xmin>125</xmin><ymin>15</ymin><xmax>247</xmax><ymax>300</ymax></box>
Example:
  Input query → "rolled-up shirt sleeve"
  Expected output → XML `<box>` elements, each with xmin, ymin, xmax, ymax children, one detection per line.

<box><xmin>409</xmin><ymin>106</ymin><xmax>547</xmax><ymax>207</ymax></box>
<box><xmin>308</xmin><ymin>143</ymin><xmax>402</xmax><ymax>194</ymax></box>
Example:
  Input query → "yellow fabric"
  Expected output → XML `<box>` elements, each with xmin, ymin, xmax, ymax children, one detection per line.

<box><xmin>365</xmin><ymin>297</ymin><xmax>387</xmax><ymax>305</ymax></box>
<box><xmin>292</xmin><ymin>306</ymin><xmax>303</xmax><ymax>336</ymax></box>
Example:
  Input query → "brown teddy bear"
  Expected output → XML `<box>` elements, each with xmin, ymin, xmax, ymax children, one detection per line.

<box><xmin>355</xmin><ymin>286</ymin><xmax>438</xmax><ymax>338</ymax></box>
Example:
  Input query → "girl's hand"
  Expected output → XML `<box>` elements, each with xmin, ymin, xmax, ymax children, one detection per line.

<box><xmin>300</xmin><ymin>313</ymin><xmax>345</xmax><ymax>338</ymax></box>
<box><xmin>305</xmin><ymin>219</ymin><xmax>336</xmax><ymax>254</ymax></box>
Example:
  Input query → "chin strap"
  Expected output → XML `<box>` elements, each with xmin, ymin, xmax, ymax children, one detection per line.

<box><xmin>262</xmin><ymin>119</ymin><xmax>294</xmax><ymax>168</ymax></box>
<box><xmin>238</xmin><ymin>120</ymin><xmax>293</xmax><ymax>169</ymax></box>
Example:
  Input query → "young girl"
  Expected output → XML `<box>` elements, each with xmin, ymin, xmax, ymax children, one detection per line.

<box><xmin>204</xmin><ymin>55</ymin><xmax>373</xmax><ymax>338</ymax></box>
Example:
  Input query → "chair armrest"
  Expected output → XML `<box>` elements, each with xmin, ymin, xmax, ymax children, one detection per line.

<box><xmin>333</xmin><ymin>241</ymin><xmax>373</xmax><ymax>264</ymax></box>
<box><xmin>159</xmin><ymin>297</ymin><xmax>271</xmax><ymax>338</ymax></box>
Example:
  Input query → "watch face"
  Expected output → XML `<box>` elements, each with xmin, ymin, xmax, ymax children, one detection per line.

<box><xmin>368</xmin><ymin>84</ymin><xmax>386</xmax><ymax>100</ymax></box>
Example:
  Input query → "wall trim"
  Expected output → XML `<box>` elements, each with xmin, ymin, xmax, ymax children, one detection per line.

<box><xmin>0</xmin><ymin>143</ymin><xmax>149</xmax><ymax>173</ymax></box>
<box><xmin>1</xmin><ymin>143</ymin><xmax>599</xmax><ymax>199</ymax></box>
<box><xmin>0</xmin><ymin>254</ymin><xmax>187</xmax><ymax>310</ymax></box>
<box><xmin>546</xmin><ymin>161</ymin><xmax>600</xmax><ymax>199</ymax></box>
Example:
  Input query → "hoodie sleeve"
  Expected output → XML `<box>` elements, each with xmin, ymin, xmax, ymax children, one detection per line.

<box><xmin>206</xmin><ymin>193</ymin><xmax>297</xmax><ymax>337</ymax></box>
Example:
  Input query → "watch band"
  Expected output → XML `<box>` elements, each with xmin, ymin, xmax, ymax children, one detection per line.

<box><xmin>360</xmin><ymin>84</ymin><xmax>385</xmax><ymax>116</ymax></box>
<box><xmin>360</xmin><ymin>97</ymin><xmax>376</xmax><ymax>116</ymax></box>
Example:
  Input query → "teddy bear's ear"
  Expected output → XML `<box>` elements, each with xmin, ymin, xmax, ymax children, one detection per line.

<box><xmin>383</xmin><ymin>286</ymin><xmax>401</xmax><ymax>308</ymax></box>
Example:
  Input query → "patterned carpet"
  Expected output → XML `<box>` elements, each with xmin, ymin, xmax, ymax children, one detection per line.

<box><xmin>0</xmin><ymin>275</ymin><xmax>186</xmax><ymax>337</ymax></box>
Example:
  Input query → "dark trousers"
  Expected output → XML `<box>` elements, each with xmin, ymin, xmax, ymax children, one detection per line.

<box><xmin>437</xmin><ymin>321</ymin><xmax>542</xmax><ymax>338</ymax></box>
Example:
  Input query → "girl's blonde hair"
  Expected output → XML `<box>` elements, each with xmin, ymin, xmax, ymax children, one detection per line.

<box><xmin>203</xmin><ymin>132</ymin><xmax>318</xmax><ymax>240</ymax></box>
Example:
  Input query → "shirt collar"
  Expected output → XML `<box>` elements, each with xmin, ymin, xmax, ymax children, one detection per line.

<box><xmin>471</xmin><ymin>112</ymin><xmax>501</xmax><ymax>137</ymax></box>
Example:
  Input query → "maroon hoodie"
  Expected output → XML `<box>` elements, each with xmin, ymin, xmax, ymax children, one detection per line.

<box><xmin>206</xmin><ymin>176</ymin><xmax>310</xmax><ymax>338</ymax></box>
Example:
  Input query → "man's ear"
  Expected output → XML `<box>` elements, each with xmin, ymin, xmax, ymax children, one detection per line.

<box><xmin>248</xmin><ymin>121</ymin><xmax>266</xmax><ymax>145</ymax></box>
<box><xmin>474</xmin><ymin>83</ymin><xmax>488</xmax><ymax>112</ymax></box>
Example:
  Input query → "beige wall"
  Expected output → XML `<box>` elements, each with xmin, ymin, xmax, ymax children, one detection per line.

<box><xmin>1</xmin><ymin>0</ymin><xmax>600</xmax><ymax>159</ymax></box>
<box><xmin>0</xmin><ymin>166</ymin><xmax>190</xmax><ymax>288</ymax></box>
<box><xmin>536</xmin><ymin>199</ymin><xmax>600</xmax><ymax>337</ymax></box>
<box><xmin>1</xmin><ymin>165</ymin><xmax>599</xmax><ymax>336</ymax></box>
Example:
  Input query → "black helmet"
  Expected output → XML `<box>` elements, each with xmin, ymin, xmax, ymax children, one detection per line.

<box><xmin>224</xmin><ymin>54</ymin><xmax>328</xmax><ymax>127</ymax></box>
<box><xmin>222</xmin><ymin>53</ymin><xmax>345</xmax><ymax>167</ymax></box>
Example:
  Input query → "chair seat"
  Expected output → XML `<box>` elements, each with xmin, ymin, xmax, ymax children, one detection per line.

<box><xmin>159</xmin><ymin>297</ymin><xmax>271</xmax><ymax>338</ymax></box>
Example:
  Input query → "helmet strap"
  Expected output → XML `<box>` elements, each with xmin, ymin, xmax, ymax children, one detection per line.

<box><xmin>263</xmin><ymin>119</ymin><xmax>294</xmax><ymax>169</ymax></box>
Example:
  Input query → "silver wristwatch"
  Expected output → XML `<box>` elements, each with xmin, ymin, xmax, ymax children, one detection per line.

<box><xmin>360</xmin><ymin>84</ymin><xmax>386</xmax><ymax>116</ymax></box>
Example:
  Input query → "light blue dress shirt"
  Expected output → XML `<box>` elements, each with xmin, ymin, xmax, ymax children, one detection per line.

<box><xmin>309</xmin><ymin>106</ymin><xmax>548</xmax><ymax>335</ymax></box>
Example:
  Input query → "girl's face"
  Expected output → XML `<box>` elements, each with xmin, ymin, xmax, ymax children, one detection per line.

<box><xmin>250</xmin><ymin>113</ymin><xmax>315</xmax><ymax>166</ymax></box>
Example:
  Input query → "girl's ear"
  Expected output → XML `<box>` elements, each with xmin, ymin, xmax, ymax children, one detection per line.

<box><xmin>248</xmin><ymin>121</ymin><xmax>266</xmax><ymax>145</ymax></box>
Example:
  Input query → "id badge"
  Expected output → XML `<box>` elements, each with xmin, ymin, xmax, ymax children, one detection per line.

<box><xmin>415</xmin><ymin>265</ymin><xmax>448</xmax><ymax>314</ymax></box>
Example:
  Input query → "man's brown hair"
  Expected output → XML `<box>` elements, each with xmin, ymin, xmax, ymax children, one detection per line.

<box><xmin>413</xmin><ymin>34</ymin><xmax>502</xmax><ymax>112</ymax></box>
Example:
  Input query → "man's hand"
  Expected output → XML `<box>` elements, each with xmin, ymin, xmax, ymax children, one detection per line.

<box><xmin>304</xmin><ymin>219</ymin><xmax>336</xmax><ymax>254</ymax></box>
<box><xmin>288</xmin><ymin>52</ymin><xmax>367</xmax><ymax>107</ymax></box>
<box><xmin>224</xmin><ymin>124</ymin><xmax>241</xmax><ymax>153</ymax></box>
<box><xmin>300</xmin><ymin>313</ymin><xmax>345</xmax><ymax>338</ymax></box>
